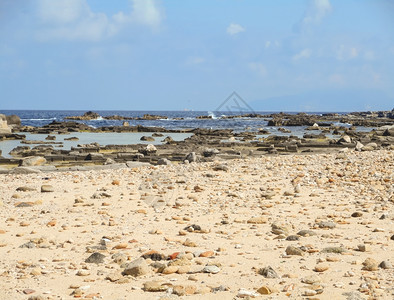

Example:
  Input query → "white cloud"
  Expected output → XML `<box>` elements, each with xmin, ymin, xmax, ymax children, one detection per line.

<box><xmin>363</xmin><ymin>50</ymin><xmax>375</xmax><ymax>60</ymax></box>
<box><xmin>302</xmin><ymin>0</ymin><xmax>332</xmax><ymax>25</ymax></box>
<box><xmin>336</xmin><ymin>45</ymin><xmax>358</xmax><ymax>60</ymax></box>
<box><xmin>36</xmin><ymin>0</ymin><xmax>163</xmax><ymax>41</ymax></box>
<box><xmin>248</xmin><ymin>62</ymin><xmax>267</xmax><ymax>76</ymax></box>
<box><xmin>328</xmin><ymin>73</ymin><xmax>345</xmax><ymax>85</ymax></box>
<box><xmin>227</xmin><ymin>23</ymin><xmax>245</xmax><ymax>35</ymax></box>
<box><xmin>265</xmin><ymin>41</ymin><xmax>271</xmax><ymax>48</ymax></box>
<box><xmin>293</xmin><ymin>48</ymin><xmax>312</xmax><ymax>61</ymax></box>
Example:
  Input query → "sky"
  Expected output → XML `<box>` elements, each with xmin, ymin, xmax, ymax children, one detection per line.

<box><xmin>0</xmin><ymin>0</ymin><xmax>394</xmax><ymax>112</ymax></box>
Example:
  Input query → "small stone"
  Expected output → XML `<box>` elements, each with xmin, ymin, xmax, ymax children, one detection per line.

<box><xmin>302</xmin><ymin>275</ymin><xmax>321</xmax><ymax>284</ymax></box>
<box><xmin>318</xmin><ymin>221</ymin><xmax>336</xmax><ymax>229</ymax></box>
<box><xmin>256</xmin><ymin>286</ymin><xmax>271</xmax><ymax>295</ymax></box>
<box><xmin>199</xmin><ymin>251</ymin><xmax>214</xmax><ymax>258</ymax></box>
<box><xmin>286</xmin><ymin>235</ymin><xmax>299</xmax><ymax>241</ymax></box>
<box><xmin>41</xmin><ymin>185</ymin><xmax>54</xmax><ymax>193</ymax></box>
<box><xmin>162</xmin><ymin>266</ymin><xmax>179</xmax><ymax>274</ymax></box>
<box><xmin>173</xmin><ymin>285</ymin><xmax>197</xmax><ymax>296</ymax></box>
<box><xmin>351</xmin><ymin>212</ymin><xmax>363</xmax><ymax>217</ymax></box>
<box><xmin>379</xmin><ymin>260</ymin><xmax>392</xmax><ymax>269</ymax></box>
<box><xmin>123</xmin><ymin>258</ymin><xmax>150</xmax><ymax>277</ymax></box>
<box><xmin>76</xmin><ymin>270</ymin><xmax>90</xmax><ymax>276</ymax></box>
<box><xmin>85</xmin><ymin>252</ymin><xmax>106</xmax><ymax>264</ymax></box>
<box><xmin>202</xmin><ymin>265</ymin><xmax>220</xmax><ymax>274</ymax></box>
<box><xmin>297</xmin><ymin>230</ymin><xmax>317</xmax><ymax>237</ymax></box>
<box><xmin>285</xmin><ymin>245</ymin><xmax>303</xmax><ymax>256</ymax></box>
<box><xmin>314</xmin><ymin>264</ymin><xmax>329</xmax><ymax>272</ymax></box>
<box><xmin>303</xmin><ymin>289</ymin><xmax>317</xmax><ymax>296</ymax></box>
<box><xmin>357</xmin><ymin>244</ymin><xmax>369</xmax><ymax>252</ymax></box>
<box><xmin>258</xmin><ymin>266</ymin><xmax>278</xmax><ymax>278</ymax></box>
<box><xmin>237</xmin><ymin>288</ymin><xmax>259</xmax><ymax>298</ymax></box>
<box><xmin>143</xmin><ymin>281</ymin><xmax>168</xmax><ymax>292</ymax></box>
<box><xmin>247</xmin><ymin>217</ymin><xmax>267</xmax><ymax>224</ymax></box>
<box><xmin>321</xmin><ymin>247</ymin><xmax>346</xmax><ymax>254</ymax></box>
<box><xmin>23</xmin><ymin>289</ymin><xmax>36</xmax><ymax>295</ymax></box>
<box><xmin>362</xmin><ymin>258</ymin><xmax>379</xmax><ymax>271</ymax></box>
<box><xmin>105</xmin><ymin>272</ymin><xmax>122</xmax><ymax>282</ymax></box>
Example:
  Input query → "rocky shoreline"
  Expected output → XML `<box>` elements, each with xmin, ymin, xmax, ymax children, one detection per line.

<box><xmin>0</xmin><ymin>111</ymin><xmax>394</xmax><ymax>174</ymax></box>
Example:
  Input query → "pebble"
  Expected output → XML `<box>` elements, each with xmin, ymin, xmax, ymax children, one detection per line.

<box><xmin>41</xmin><ymin>185</ymin><xmax>54</xmax><ymax>193</ymax></box>
<box><xmin>258</xmin><ymin>266</ymin><xmax>278</xmax><ymax>278</ymax></box>
<box><xmin>85</xmin><ymin>252</ymin><xmax>106</xmax><ymax>264</ymax></box>
<box><xmin>362</xmin><ymin>258</ymin><xmax>379</xmax><ymax>271</ymax></box>
<box><xmin>379</xmin><ymin>260</ymin><xmax>392</xmax><ymax>269</ymax></box>
<box><xmin>202</xmin><ymin>265</ymin><xmax>220</xmax><ymax>274</ymax></box>
<box><xmin>285</xmin><ymin>245</ymin><xmax>304</xmax><ymax>256</ymax></box>
<box><xmin>123</xmin><ymin>258</ymin><xmax>150</xmax><ymax>277</ymax></box>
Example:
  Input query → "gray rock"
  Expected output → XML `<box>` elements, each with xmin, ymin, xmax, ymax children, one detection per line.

<box><xmin>157</xmin><ymin>158</ymin><xmax>172</xmax><ymax>165</ymax></box>
<box><xmin>20</xmin><ymin>242</ymin><xmax>36</xmax><ymax>249</ymax></box>
<box><xmin>140</xmin><ymin>136</ymin><xmax>155</xmax><ymax>141</ymax></box>
<box><xmin>85</xmin><ymin>252</ymin><xmax>106</xmax><ymax>264</ymax></box>
<box><xmin>379</xmin><ymin>260</ymin><xmax>392</xmax><ymax>269</ymax></box>
<box><xmin>286</xmin><ymin>235</ymin><xmax>300</xmax><ymax>241</ymax></box>
<box><xmin>285</xmin><ymin>245</ymin><xmax>304</xmax><ymax>256</ymax></box>
<box><xmin>185</xmin><ymin>152</ymin><xmax>197</xmax><ymax>163</ymax></box>
<box><xmin>258</xmin><ymin>266</ymin><xmax>278</xmax><ymax>278</ymax></box>
<box><xmin>203</xmin><ymin>148</ymin><xmax>219</xmax><ymax>157</ymax></box>
<box><xmin>321</xmin><ymin>247</ymin><xmax>347</xmax><ymax>253</ymax></box>
<box><xmin>9</xmin><ymin>167</ymin><xmax>42</xmax><ymax>174</ymax></box>
<box><xmin>318</xmin><ymin>221</ymin><xmax>336</xmax><ymax>229</ymax></box>
<box><xmin>123</xmin><ymin>258</ymin><xmax>150</xmax><ymax>277</ymax></box>
<box><xmin>297</xmin><ymin>230</ymin><xmax>317</xmax><ymax>237</ymax></box>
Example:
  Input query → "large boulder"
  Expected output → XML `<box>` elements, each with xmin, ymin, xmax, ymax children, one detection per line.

<box><xmin>0</xmin><ymin>114</ymin><xmax>11</xmax><ymax>134</ymax></box>
<box><xmin>6</xmin><ymin>115</ymin><xmax>21</xmax><ymax>126</ymax></box>
<box><xmin>19</xmin><ymin>156</ymin><xmax>47</xmax><ymax>167</ymax></box>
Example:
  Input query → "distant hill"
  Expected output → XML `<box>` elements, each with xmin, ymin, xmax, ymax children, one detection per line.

<box><xmin>248</xmin><ymin>89</ymin><xmax>394</xmax><ymax>112</ymax></box>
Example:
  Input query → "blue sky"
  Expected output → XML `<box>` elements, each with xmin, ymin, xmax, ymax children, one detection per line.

<box><xmin>0</xmin><ymin>0</ymin><xmax>393</xmax><ymax>111</ymax></box>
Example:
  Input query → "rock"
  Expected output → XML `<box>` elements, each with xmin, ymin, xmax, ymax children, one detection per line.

<box><xmin>321</xmin><ymin>247</ymin><xmax>347</xmax><ymax>253</ymax></box>
<box><xmin>19</xmin><ymin>156</ymin><xmax>47</xmax><ymax>167</ymax></box>
<box><xmin>314</xmin><ymin>264</ymin><xmax>329</xmax><ymax>272</ymax></box>
<box><xmin>85</xmin><ymin>252</ymin><xmax>106</xmax><ymax>264</ymax></box>
<box><xmin>258</xmin><ymin>266</ymin><xmax>278</xmax><ymax>278</ymax></box>
<box><xmin>123</xmin><ymin>258</ymin><xmax>150</xmax><ymax>277</ymax></box>
<box><xmin>168</xmin><ymin>257</ymin><xmax>191</xmax><ymax>267</ymax></box>
<box><xmin>362</xmin><ymin>258</ymin><xmax>379</xmax><ymax>271</ymax></box>
<box><xmin>9</xmin><ymin>167</ymin><xmax>42</xmax><ymax>174</ymax></box>
<box><xmin>212</xmin><ymin>164</ymin><xmax>229</xmax><ymax>171</ymax></box>
<box><xmin>203</xmin><ymin>148</ymin><xmax>219</xmax><ymax>157</ymax></box>
<box><xmin>318</xmin><ymin>221</ymin><xmax>336</xmax><ymax>229</ymax></box>
<box><xmin>140</xmin><ymin>136</ymin><xmax>155</xmax><ymax>141</ymax></box>
<box><xmin>76</xmin><ymin>270</ymin><xmax>90</xmax><ymax>276</ymax></box>
<box><xmin>237</xmin><ymin>288</ymin><xmax>259</xmax><ymax>298</ymax></box>
<box><xmin>185</xmin><ymin>152</ymin><xmax>197</xmax><ymax>163</ymax></box>
<box><xmin>20</xmin><ymin>241</ymin><xmax>36</xmax><ymax>248</ymax></box>
<box><xmin>143</xmin><ymin>281</ymin><xmax>168</xmax><ymax>292</ymax></box>
<box><xmin>202</xmin><ymin>265</ymin><xmax>220</xmax><ymax>274</ymax></box>
<box><xmin>6</xmin><ymin>114</ymin><xmax>21</xmax><ymax>126</ymax></box>
<box><xmin>0</xmin><ymin>114</ymin><xmax>11</xmax><ymax>134</ymax></box>
<box><xmin>271</xmin><ymin>223</ymin><xmax>290</xmax><ymax>235</ymax></box>
<box><xmin>145</xmin><ymin>144</ymin><xmax>157</xmax><ymax>153</ymax></box>
<box><xmin>351</xmin><ymin>212</ymin><xmax>363</xmax><ymax>217</ymax></box>
<box><xmin>41</xmin><ymin>185</ymin><xmax>54</xmax><ymax>193</ymax></box>
<box><xmin>378</xmin><ymin>260</ymin><xmax>392</xmax><ymax>269</ymax></box>
<box><xmin>285</xmin><ymin>245</ymin><xmax>304</xmax><ymax>256</ymax></box>
<box><xmin>157</xmin><ymin>158</ymin><xmax>172</xmax><ymax>165</ymax></box>
<box><xmin>184</xmin><ymin>224</ymin><xmax>201</xmax><ymax>231</ymax></box>
<box><xmin>173</xmin><ymin>285</ymin><xmax>197</xmax><ymax>296</ymax></box>
<box><xmin>105</xmin><ymin>272</ymin><xmax>123</xmax><ymax>282</ymax></box>
<box><xmin>247</xmin><ymin>216</ymin><xmax>267</xmax><ymax>224</ymax></box>
<box><xmin>302</xmin><ymin>274</ymin><xmax>321</xmax><ymax>284</ymax></box>
<box><xmin>338</xmin><ymin>135</ymin><xmax>351</xmax><ymax>144</ymax></box>
<box><xmin>297</xmin><ymin>230</ymin><xmax>317</xmax><ymax>237</ymax></box>
<box><xmin>357</xmin><ymin>244</ymin><xmax>370</xmax><ymax>252</ymax></box>
<box><xmin>286</xmin><ymin>235</ymin><xmax>299</xmax><ymax>241</ymax></box>
<box><xmin>162</xmin><ymin>266</ymin><xmax>179</xmax><ymax>274</ymax></box>
<box><xmin>16</xmin><ymin>186</ymin><xmax>36</xmax><ymax>192</ymax></box>
<box><xmin>256</xmin><ymin>286</ymin><xmax>271</xmax><ymax>295</ymax></box>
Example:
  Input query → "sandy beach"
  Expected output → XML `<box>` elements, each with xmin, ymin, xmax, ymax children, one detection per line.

<box><xmin>0</xmin><ymin>149</ymin><xmax>393</xmax><ymax>299</ymax></box>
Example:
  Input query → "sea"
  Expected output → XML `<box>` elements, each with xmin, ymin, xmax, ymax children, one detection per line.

<box><xmin>0</xmin><ymin>110</ymin><xmax>366</xmax><ymax>158</ymax></box>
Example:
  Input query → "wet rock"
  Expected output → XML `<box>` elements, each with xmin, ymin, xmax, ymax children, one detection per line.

<box><xmin>85</xmin><ymin>252</ymin><xmax>106</xmax><ymax>264</ymax></box>
<box><xmin>140</xmin><ymin>136</ymin><xmax>155</xmax><ymax>141</ymax></box>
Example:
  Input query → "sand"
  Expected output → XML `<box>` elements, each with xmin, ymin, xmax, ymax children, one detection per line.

<box><xmin>0</xmin><ymin>149</ymin><xmax>393</xmax><ymax>299</ymax></box>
